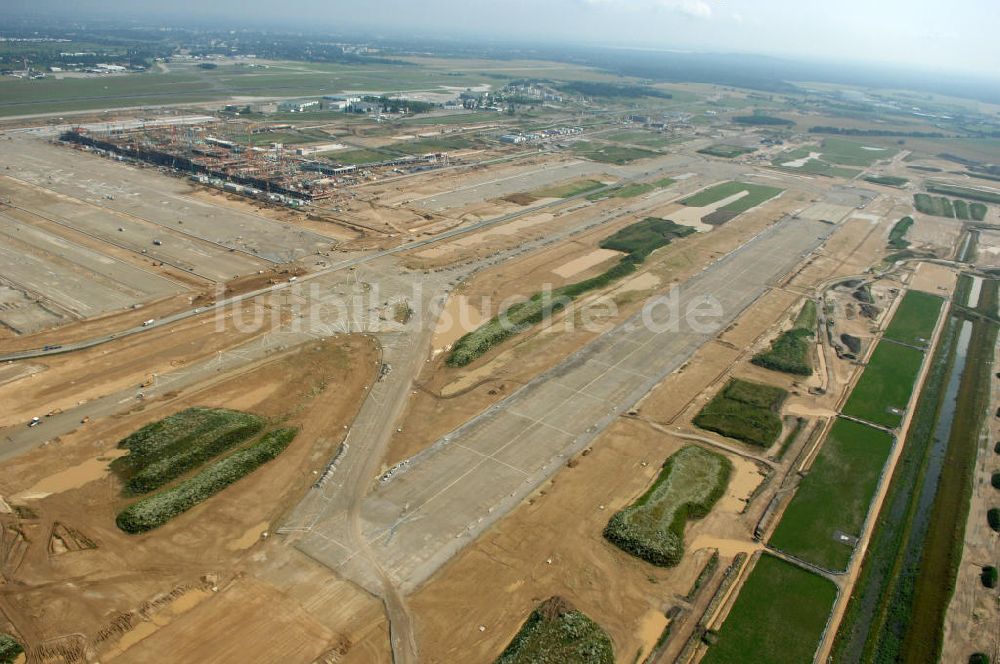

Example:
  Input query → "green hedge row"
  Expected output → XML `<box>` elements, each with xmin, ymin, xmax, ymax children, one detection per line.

<box><xmin>117</xmin><ymin>428</ymin><xmax>297</xmax><ymax>534</ymax></box>
<box><xmin>126</xmin><ymin>418</ymin><xmax>265</xmax><ymax>494</ymax></box>
<box><xmin>446</xmin><ymin>218</ymin><xmax>693</xmax><ymax>367</ymax></box>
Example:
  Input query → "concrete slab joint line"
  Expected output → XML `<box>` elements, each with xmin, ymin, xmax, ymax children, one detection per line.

<box><xmin>285</xmin><ymin>214</ymin><xmax>835</xmax><ymax>596</ymax></box>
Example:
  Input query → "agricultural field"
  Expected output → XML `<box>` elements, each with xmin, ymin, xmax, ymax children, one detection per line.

<box><xmin>834</xmin><ymin>305</ymin><xmax>999</xmax><ymax>662</ymax></box>
<box><xmin>697</xmin><ymin>144</ymin><xmax>756</xmax><ymax>158</ymax></box>
<box><xmin>751</xmin><ymin>300</ymin><xmax>817</xmax><ymax>375</ymax></box>
<box><xmin>603</xmin><ymin>445</ymin><xmax>731</xmax><ymax>566</ymax></box>
<box><xmin>768</xmin><ymin>418</ymin><xmax>894</xmax><ymax>571</ymax></box>
<box><xmin>117</xmin><ymin>427</ymin><xmax>297</xmax><ymax>533</ymax></box>
<box><xmin>693</xmin><ymin>378</ymin><xmax>787</xmax><ymax>447</ymax></box>
<box><xmin>495</xmin><ymin>597</ymin><xmax>614</xmax><ymax>664</ymax></box>
<box><xmin>447</xmin><ymin>218</ymin><xmax>694</xmax><ymax>366</ymax></box>
<box><xmin>681</xmin><ymin>181</ymin><xmax>783</xmax><ymax>214</ymax></box>
<box><xmin>841</xmin><ymin>340</ymin><xmax>925</xmax><ymax>428</ymax></box>
<box><xmin>775</xmin><ymin>138</ymin><xmax>897</xmax><ymax>177</ymax></box>
<box><xmin>112</xmin><ymin>407</ymin><xmax>265</xmax><ymax>494</ymax></box>
<box><xmin>863</xmin><ymin>175</ymin><xmax>909</xmax><ymax>187</ymax></box>
<box><xmin>570</xmin><ymin>141</ymin><xmax>660</xmax><ymax>164</ymax></box>
<box><xmin>882</xmin><ymin>290</ymin><xmax>943</xmax><ymax>348</ymax></box>
<box><xmin>701</xmin><ymin>554</ymin><xmax>837</xmax><ymax>664</ymax></box>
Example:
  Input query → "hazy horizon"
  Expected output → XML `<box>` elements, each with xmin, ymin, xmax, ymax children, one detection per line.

<box><xmin>4</xmin><ymin>0</ymin><xmax>1000</xmax><ymax>81</ymax></box>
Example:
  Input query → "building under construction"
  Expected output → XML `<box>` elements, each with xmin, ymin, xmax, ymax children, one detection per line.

<box><xmin>59</xmin><ymin>120</ymin><xmax>447</xmax><ymax>205</ymax></box>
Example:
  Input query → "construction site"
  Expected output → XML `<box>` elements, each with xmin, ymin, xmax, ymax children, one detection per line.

<box><xmin>0</xmin><ymin>67</ymin><xmax>997</xmax><ymax>664</ymax></box>
<box><xmin>59</xmin><ymin>119</ymin><xmax>449</xmax><ymax>206</ymax></box>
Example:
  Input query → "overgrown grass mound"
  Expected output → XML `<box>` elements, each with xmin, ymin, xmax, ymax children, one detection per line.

<box><xmin>752</xmin><ymin>300</ymin><xmax>816</xmax><ymax>375</ymax></box>
<box><xmin>604</xmin><ymin>445</ymin><xmax>731</xmax><ymax>567</ymax></box>
<box><xmin>0</xmin><ymin>634</ymin><xmax>23</xmax><ymax>664</ymax></box>
<box><xmin>117</xmin><ymin>428</ymin><xmax>297</xmax><ymax>534</ymax></box>
<box><xmin>446</xmin><ymin>218</ymin><xmax>694</xmax><ymax>367</ymax></box>
<box><xmin>113</xmin><ymin>407</ymin><xmax>265</xmax><ymax>494</ymax></box>
<box><xmin>495</xmin><ymin>596</ymin><xmax>614</xmax><ymax>664</ymax></box>
<box><xmin>888</xmin><ymin>217</ymin><xmax>914</xmax><ymax>250</ymax></box>
<box><xmin>694</xmin><ymin>379</ymin><xmax>787</xmax><ymax>447</ymax></box>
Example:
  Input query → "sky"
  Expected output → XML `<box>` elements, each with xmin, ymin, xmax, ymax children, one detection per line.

<box><xmin>8</xmin><ymin>0</ymin><xmax>1000</xmax><ymax>77</ymax></box>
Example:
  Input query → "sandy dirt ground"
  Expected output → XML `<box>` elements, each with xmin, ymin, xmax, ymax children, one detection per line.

<box><xmin>0</xmin><ymin>336</ymin><xmax>380</xmax><ymax>663</ymax></box>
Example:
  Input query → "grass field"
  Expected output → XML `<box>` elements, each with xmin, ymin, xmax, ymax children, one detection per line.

<box><xmin>768</xmin><ymin>419</ymin><xmax>894</xmax><ymax>571</ymax></box>
<box><xmin>833</xmin><ymin>307</ymin><xmax>999</xmax><ymax>663</ymax></box>
<box><xmin>112</xmin><ymin>408</ymin><xmax>265</xmax><ymax>494</ymax></box>
<box><xmin>495</xmin><ymin>597</ymin><xmax>614</xmax><ymax>664</ymax></box>
<box><xmin>117</xmin><ymin>428</ymin><xmax>297</xmax><ymax>533</ymax></box>
<box><xmin>693</xmin><ymin>378</ymin><xmax>787</xmax><ymax>447</ymax></box>
<box><xmin>604</xmin><ymin>445</ymin><xmax>731</xmax><ymax>566</ymax></box>
<box><xmin>751</xmin><ymin>300</ymin><xmax>817</xmax><ymax>375</ymax></box>
<box><xmin>697</xmin><ymin>144</ymin><xmax>756</xmax><ymax>158</ymax></box>
<box><xmin>701</xmin><ymin>554</ymin><xmax>837</xmax><ymax>664</ymax></box>
<box><xmin>571</xmin><ymin>141</ymin><xmax>660</xmax><ymax>164</ymax></box>
<box><xmin>681</xmin><ymin>181</ymin><xmax>783</xmax><ymax>213</ymax></box>
<box><xmin>863</xmin><ymin>175</ymin><xmax>909</xmax><ymax>187</ymax></box>
<box><xmin>882</xmin><ymin>290</ymin><xmax>943</xmax><ymax>348</ymax></box>
<box><xmin>530</xmin><ymin>179</ymin><xmax>606</xmax><ymax>198</ymax></box>
<box><xmin>786</xmin><ymin>158</ymin><xmax>862</xmax><ymax>178</ymax></box>
<box><xmin>324</xmin><ymin>147</ymin><xmax>405</xmax><ymax>164</ymax></box>
<box><xmin>603</xmin><ymin>130</ymin><xmax>678</xmax><ymax>148</ymax></box>
<box><xmin>914</xmin><ymin>193</ymin><xmax>955</xmax><ymax>218</ymax></box>
<box><xmin>818</xmin><ymin>138</ymin><xmax>898</xmax><ymax>167</ymax></box>
<box><xmin>842</xmin><ymin>341</ymin><xmax>925</xmax><ymax>428</ymax></box>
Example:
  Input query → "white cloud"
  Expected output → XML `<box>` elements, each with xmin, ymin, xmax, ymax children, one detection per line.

<box><xmin>580</xmin><ymin>0</ymin><xmax>713</xmax><ymax>19</ymax></box>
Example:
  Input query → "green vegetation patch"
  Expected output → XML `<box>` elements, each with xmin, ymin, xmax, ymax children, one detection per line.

<box><xmin>603</xmin><ymin>130</ymin><xmax>677</xmax><ymax>148</ymax></box>
<box><xmin>530</xmin><ymin>179</ymin><xmax>606</xmax><ymax>199</ymax></box>
<box><xmin>681</xmin><ymin>181</ymin><xmax>783</xmax><ymax>213</ymax></box>
<box><xmin>571</xmin><ymin>141</ymin><xmax>659</xmax><ymax>164</ymax></box>
<box><xmin>113</xmin><ymin>407</ymin><xmax>265</xmax><ymax>494</ymax></box>
<box><xmin>769</xmin><ymin>419</ymin><xmax>894</xmax><ymax>571</ymax></box>
<box><xmin>842</xmin><ymin>341</ymin><xmax>924</xmax><ymax>428</ymax></box>
<box><xmin>693</xmin><ymin>379</ymin><xmax>787</xmax><ymax>447</ymax></box>
<box><xmin>0</xmin><ymin>634</ymin><xmax>23</xmax><ymax>664</ymax></box>
<box><xmin>882</xmin><ymin>290</ymin><xmax>943</xmax><ymax>347</ymax></box>
<box><xmin>117</xmin><ymin>428</ymin><xmax>297</xmax><ymax>534</ymax></box>
<box><xmin>447</xmin><ymin>218</ymin><xmax>693</xmax><ymax>366</ymax></box>
<box><xmin>914</xmin><ymin>193</ymin><xmax>956</xmax><ymax>218</ymax></box>
<box><xmin>604</xmin><ymin>445</ymin><xmax>732</xmax><ymax>566</ymax></box>
<box><xmin>818</xmin><ymin>138</ymin><xmax>898</xmax><ymax>167</ymax></box>
<box><xmin>732</xmin><ymin>114</ymin><xmax>794</xmax><ymax>126</ymax></box>
<box><xmin>970</xmin><ymin>202</ymin><xmax>988</xmax><ymax>221</ymax></box>
<box><xmin>751</xmin><ymin>300</ymin><xmax>816</xmax><ymax>375</ymax></box>
<box><xmin>701</xmin><ymin>554</ymin><xmax>837</xmax><ymax>664</ymax></box>
<box><xmin>864</xmin><ymin>175</ymin><xmax>909</xmax><ymax>187</ymax></box>
<box><xmin>926</xmin><ymin>182</ymin><xmax>1000</xmax><ymax>205</ymax></box>
<box><xmin>589</xmin><ymin>178</ymin><xmax>674</xmax><ymax>200</ymax></box>
<box><xmin>495</xmin><ymin>596</ymin><xmax>614</xmax><ymax>664</ymax></box>
<box><xmin>888</xmin><ymin>217</ymin><xmax>914</xmax><ymax>250</ymax></box>
<box><xmin>698</xmin><ymin>144</ymin><xmax>756</xmax><ymax>158</ymax></box>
